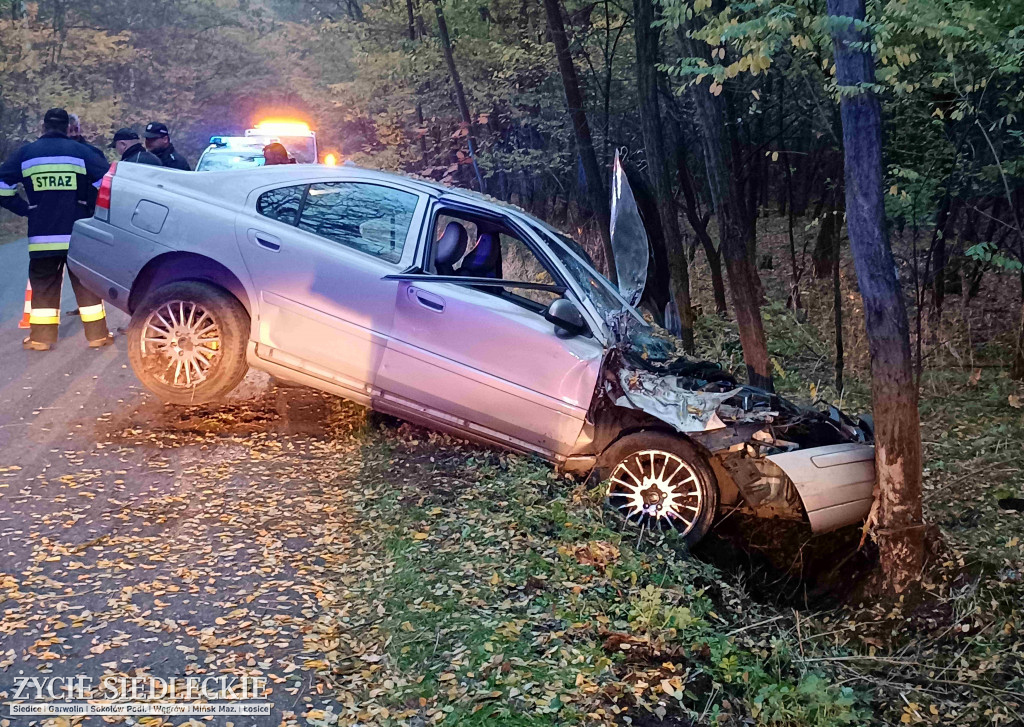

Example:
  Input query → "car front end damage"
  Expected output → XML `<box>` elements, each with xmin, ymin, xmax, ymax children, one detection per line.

<box><xmin>569</xmin><ymin>325</ymin><xmax>876</xmax><ymax>534</ymax></box>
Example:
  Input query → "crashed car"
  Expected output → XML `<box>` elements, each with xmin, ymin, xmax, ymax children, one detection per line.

<box><xmin>68</xmin><ymin>159</ymin><xmax>875</xmax><ymax>544</ymax></box>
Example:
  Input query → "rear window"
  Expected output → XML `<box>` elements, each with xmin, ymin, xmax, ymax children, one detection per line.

<box><xmin>296</xmin><ymin>182</ymin><xmax>418</xmax><ymax>263</ymax></box>
<box><xmin>257</xmin><ymin>184</ymin><xmax>305</xmax><ymax>226</ymax></box>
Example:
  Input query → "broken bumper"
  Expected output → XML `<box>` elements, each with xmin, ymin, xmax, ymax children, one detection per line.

<box><xmin>768</xmin><ymin>443</ymin><xmax>875</xmax><ymax>533</ymax></box>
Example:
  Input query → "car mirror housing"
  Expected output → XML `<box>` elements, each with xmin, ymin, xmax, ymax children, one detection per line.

<box><xmin>545</xmin><ymin>298</ymin><xmax>588</xmax><ymax>338</ymax></box>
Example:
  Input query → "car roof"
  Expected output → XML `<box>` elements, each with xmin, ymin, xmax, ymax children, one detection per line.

<box><xmin>118</xmin><ymin>161</ymin><xmax>539</xmax><ymax>216</ymax></box>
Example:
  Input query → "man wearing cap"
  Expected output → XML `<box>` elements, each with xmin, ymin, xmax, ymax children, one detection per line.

<box><xmin>112</xmin><ymin>128</ymin><xmax>162</xmax><ymax>166</ymax></box>
<box><xmin>0</xmin><ymin>108</ymin><xmax>113</xmax><ymax>351</ymax></box>
<box><xmin>143</xmin><ymin>122</ymin><xmax>191</xmax><ymax>170</ymax></box>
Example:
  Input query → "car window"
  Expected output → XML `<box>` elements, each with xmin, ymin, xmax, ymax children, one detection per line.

<box><xmin>257</xmin><ymin>184</ymin><xmax>305</xmax><ymax>226</ymax></box>
<box><xmin>496</xmin><ymin>234</ymin><xmax>560</xmax><ymax>308</ymax></box>
<box><xmin>431</xmin><ymin>214</ymin><xmax>478</xmax><ymax>272</ymax></box>
<box><xmin>298</xmin><ymin>182</ymin><xmax>417</xmax><ymax>263</ymax></box>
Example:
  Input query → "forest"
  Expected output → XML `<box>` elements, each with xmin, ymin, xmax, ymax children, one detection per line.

<box><xmin>0</xmin><ymin>0</ymin><xmax>1022</xmax><ymax>724</ymax></box>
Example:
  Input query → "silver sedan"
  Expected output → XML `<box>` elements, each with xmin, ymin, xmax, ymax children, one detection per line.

<box><xmin>69</xmin><ymin>162</ymin><xmax>875</xmax><ymax>545</ymax></box>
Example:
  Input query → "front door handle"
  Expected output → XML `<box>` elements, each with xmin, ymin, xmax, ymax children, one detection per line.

<box><xmin>409</xmin><ymin>286</ymin><xmax>445</xmax><ymax>312</ymax></box>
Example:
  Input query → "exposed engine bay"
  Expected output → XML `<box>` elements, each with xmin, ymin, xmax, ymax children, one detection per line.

<box><xmin>578</xmin><ymin>315</ymin><xmax>876</xmax><ymax>532</ymax></box>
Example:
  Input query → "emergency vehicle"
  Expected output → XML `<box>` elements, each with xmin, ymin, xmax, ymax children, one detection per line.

<box><xmin>195</xmin><ymin>120</ymin><xmax>324</xmax><ymax>171</ymax></box>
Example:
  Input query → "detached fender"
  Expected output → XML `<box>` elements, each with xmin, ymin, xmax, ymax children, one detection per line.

<box><xmin>768</xmin><ymin>443</ymin><xmax>875</xmax><ymax>533</ymax></box>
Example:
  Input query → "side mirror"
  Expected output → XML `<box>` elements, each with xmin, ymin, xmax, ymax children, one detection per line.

<box><xmin>544</xmin><ymin>298</ymin><xmax>589</xmax><ymax>338</ymax></box>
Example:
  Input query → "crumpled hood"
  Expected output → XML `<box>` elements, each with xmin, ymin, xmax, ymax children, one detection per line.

<box><xmin>615</xmin><ymin>368</ymin><xmax>749</xmax><ymax>432</ymax></box>
<box><xmin>602</xmin><ymin>326</ymin><xmax>872</xmax><ymax>450</ymax></box>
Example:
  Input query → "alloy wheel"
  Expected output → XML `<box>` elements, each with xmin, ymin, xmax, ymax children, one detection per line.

<box><xmin>607</xmin><ymin>450</ymin><xmax>704</xmax><ymax>534</ymax></box>
<box><xmin>140</xmin><ymin>300</ymin><xmax>222</xmax><ymax>388</ymax></box>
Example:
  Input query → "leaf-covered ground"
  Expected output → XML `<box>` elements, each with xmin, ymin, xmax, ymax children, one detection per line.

<box><xmin>2</xmin><ymin>359</ymin><xmax>1020</xmax><ymax>726</ymax></box>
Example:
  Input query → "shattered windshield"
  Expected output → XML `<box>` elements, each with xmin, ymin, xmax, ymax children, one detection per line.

<box><xmin>528</xmin><ymin>222</ymin><xmax>639</xmax><ymax>322</ymax></box>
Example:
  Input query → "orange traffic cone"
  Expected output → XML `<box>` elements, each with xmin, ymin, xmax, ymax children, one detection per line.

<box><xmin>18</xmin><ymin>280</ymin><xmax>31</xmax><ymax>329</ymax></box>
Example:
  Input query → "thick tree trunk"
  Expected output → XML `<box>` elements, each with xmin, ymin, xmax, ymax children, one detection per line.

<box><xmin>829</xmin><ymin>0</ymin><xmax>923</xmax><ymax>594</ymax></box>
<box><xmin>680</xmin><ymin>32</ymin><xmax>773</xmax><ymax>390</ymax></box>
<box><xmin>432</xmin><ymin>0</ymin><xmax>485</xmax><ymax>192</ymax></box>
<box><xmin>542</xmin><ymin>0</ymin><xmax>616</xmax><ymax>283</ymax></box>
<box><xmin>633</xmin><ymin>0</ymin><xmax>693</xmax><ymax>349</ymax></box>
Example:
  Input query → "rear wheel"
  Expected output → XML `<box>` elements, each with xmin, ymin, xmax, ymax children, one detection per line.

<box><xmin>127</xmin><ymin>281</ymin><xmax>249</xmax><ymax>405</ymax></box>
<box><xmin>598</xmin><ymin>431</ymin><xmax>719</xmax><ymax>545</ymax></box>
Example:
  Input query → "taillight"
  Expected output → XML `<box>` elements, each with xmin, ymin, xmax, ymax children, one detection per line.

<box><xmin>95</xmin><ymin>162</ymin><xmax>116</xmax><ymax>221</ymax></box>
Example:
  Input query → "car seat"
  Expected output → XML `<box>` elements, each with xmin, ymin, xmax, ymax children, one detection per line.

<box><xmin>435</xmin><ymin>221</ymin><xmax>468</xmax><ymax>275</ymax></box>
<box><xmin>456</xmin><ymin>232</ymin><xmax>501</xmax><ymax>278</ymax></box>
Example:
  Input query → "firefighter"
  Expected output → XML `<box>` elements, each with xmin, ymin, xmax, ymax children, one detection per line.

<box><xmin>0</xmin><ymin>108</ymin><xmax>113</xmax><ymax>351</ymax></box>
<box><xmin>111</xmin><ymin>128</ymin><xmax>162</xmax><ymax>165</ymax></box>
<box><xmin>142</xmin><ymin>122</ymin><xmax>191</xmax><ymax>170</ymax></box>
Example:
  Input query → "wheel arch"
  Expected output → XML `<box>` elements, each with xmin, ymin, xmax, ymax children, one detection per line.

<box><xmin>597</xmin><ymin>424</ymin><xmax>695</xmax><ymax>464</ymax></box>
<box><xmin>129</xmin><ymin>252</ymin><xmax>252</xmax><ymax>316</ymax></box>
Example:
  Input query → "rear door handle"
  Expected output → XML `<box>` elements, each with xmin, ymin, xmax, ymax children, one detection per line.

<box><xmin>248</xmin><ymin>229</ymin><xmax>282</xmax><ymax>252</ymax></box>
<box><xmin>409</xmin><ymin>286</ymin><xmax>445</xmax><ymax>312</ymax></box>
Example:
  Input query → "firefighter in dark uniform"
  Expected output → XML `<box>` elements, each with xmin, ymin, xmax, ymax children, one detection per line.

<box><xmin>0</xmin><ymin>108</ymin><xmax>113</xmax><ymax>351</ymax></box>
<box><xmin>143</xmin><ymin>122</ymin><xmax>191</xmax><ymax>170</ymax></box>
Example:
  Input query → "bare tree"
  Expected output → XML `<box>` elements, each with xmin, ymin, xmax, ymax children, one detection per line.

<box><xmin>431</xmin><ymin>0</ymin><xmax>485</xmax><ymax>191</ymax></box>
<box><xmin>828</xmin><ymin>0</ymin><xmax>924</xmax><ymax>593</ymax></box>
<box><xmin>633</xmin><ymin>0</ymin><xmax>694</xmax><ymax>350</ymax></box>
<box><xmin>678</xmin><ymin>20</ymin><xmax>773</xmax><ymax>391</ymax></box>
<box><xmin>542</xmin><ymin>0</ymin><xmax>616</xmax><ymax>283</ymax></box>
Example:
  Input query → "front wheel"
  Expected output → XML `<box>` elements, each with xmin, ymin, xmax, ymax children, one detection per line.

<box><xmin>127</xmin><ymin>281</ymin><xmax>249</xmax><ymax>405</ymax></box>
<box><xmin>598</xmin><ymin>431</ymin><xmax>719</xmax><ymax>545</ymax></box>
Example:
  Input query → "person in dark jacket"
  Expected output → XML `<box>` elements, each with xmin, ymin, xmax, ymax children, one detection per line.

<box><xmin>0</xmin><ymin>108</ymin><xmax>113</xmax><ymax>351</ymax></box>
<box><xmin>67</xmin><ymin>113</ymin><xmax>107</xmax><ymax>223</ymax></box>
<box><xmin>68</xmin><ymin>114</ymin><xmax>106</xmax><ymax>159</ymax></box>
<box><xmin>262</xmin><ymin>142</ymin><xmax>294</xmax><ymax>165</ymax></box>
<box><xmin>143</xmin><ymin>122</ymin><xmax>191</xmax><ymax>170</ymax></box>
<box><xmin>111</xmin><ymin>128</ymin><xmax>162</xmax><ymax>165</ymax></box>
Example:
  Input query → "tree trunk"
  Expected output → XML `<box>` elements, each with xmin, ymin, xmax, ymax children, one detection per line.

<box><xmin>833</xmin><ymin>229</ymin><xmax>844</xmax><ymax>393</ymax></box>
<box><xmin>829</xmin><ymin>0</ymin><xmax>923</xmax><ymax>594</ymax></box>
<box><xmin>675</xmin><ymin>143</ymin><xmax>727</xmax><ymax>316</ymax></box>
<box><xmin>406</xmin><ymin>0</ymin><xmax>428</xmax><ymax>160</ymax></box>
<box><xmin>703</xmin><ymin>236</ymin><xmax>728</xmax><ymax>316</ymax></box>
<box><xmin>432</xmin><ymin>0</ymin><xmax>485</xmax><ymax>192</ymax></box>
<box><xmin>542</xmin><ymin>0</ymin><xmax>616</xmax><ymax>283</ymax></box>
<box><xmin>633</xmin><ymin>0</ymin><xmax>693</xmax><ymax>349</ymax></box>
<box><xmin>1014</xmin><ymin>274</ymin><xmax>1024</xmax><ymax>380</ymax></box>
<box><xmin>679</xmin><ymin>30</ymin><xmax>773</xmax><ymax>390</ymax></box>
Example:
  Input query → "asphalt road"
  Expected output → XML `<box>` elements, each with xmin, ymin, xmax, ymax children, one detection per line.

<box><xmin>0</xmin><ymin>238</ymin><xmax>358</xmax><ymax>726</ymax></box>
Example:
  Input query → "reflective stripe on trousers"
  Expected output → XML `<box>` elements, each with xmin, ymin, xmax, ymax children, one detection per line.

<box><xmin>29</xmin><ymin>307</ymin><xmax>60</xmax><ymax>325</ymax></box>
<box><xmin>27</xmin><ymin>255</ymin><xmax>109</xmax><ymax>344</ymax></box>
<box><xmin>79</xmin><ymin>303</ymin><xmax>106</xmax><ymax>322</ymax></box>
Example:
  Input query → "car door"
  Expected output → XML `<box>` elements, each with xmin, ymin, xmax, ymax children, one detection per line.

<box><xmin>236</xmin><ymin>179</ymin><xmax>426</xmax><ymax>398</ymax></box>
<box><xmin>376</xmin><ymin>213</ymin><xmax>604</xmax><ymax>457</ymax></box>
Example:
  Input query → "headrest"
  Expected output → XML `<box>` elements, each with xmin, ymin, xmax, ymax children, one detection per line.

<box><xmin>436</xmin><ymin>221</ymin><xmax>468</xmax><ymax>267</ymax></box>
<box><xmin>459</xmin><ymin>233</ymin><xmax>500</xmax><ymax>276</ymax></box>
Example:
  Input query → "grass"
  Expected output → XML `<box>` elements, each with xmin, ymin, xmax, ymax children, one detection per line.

<box><xmin>304</xmin><ymin>267</ymin><xmax>1024</xmax><ymax>725</ymax></box>
<box><xmin>304</xmin><ymin>422</ymin><xmax>875</xmax><ymax>727</ymax></box>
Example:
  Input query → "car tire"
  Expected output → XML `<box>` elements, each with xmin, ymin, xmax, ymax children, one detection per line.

<box><xmin>127</xmin><ymin>281</ymin><xmax>249</xmax><ymax>405</ymax></box>
<box><xmin>597</xmin><ymin>431</ymin><xmax>719</xmax><ymax>546</ymax></box>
